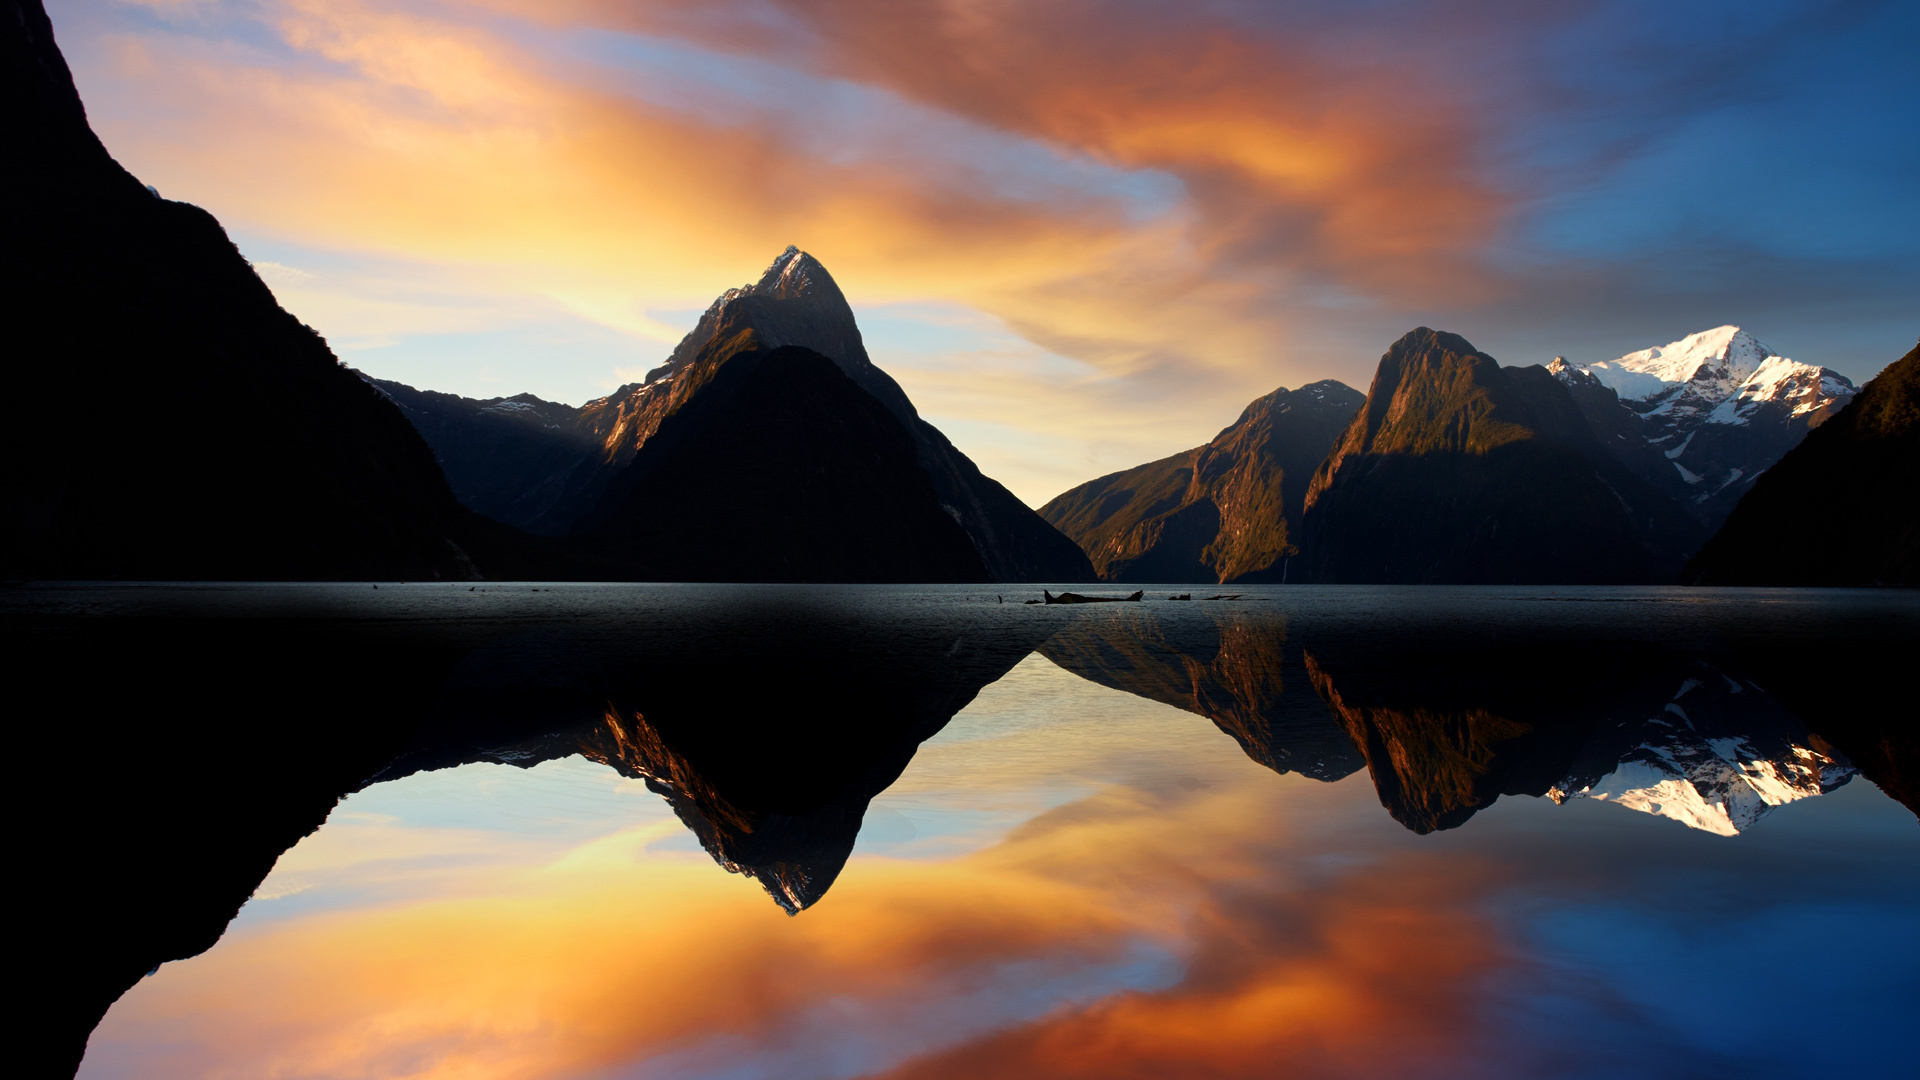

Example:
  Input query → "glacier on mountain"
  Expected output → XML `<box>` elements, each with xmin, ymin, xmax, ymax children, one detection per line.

<box><xmin>1582</xmin><ymin>325</ymin><xmax>1777</xmax><ymax>403</ymax></box>
<box><xmin>1550</xmin><ymin>325</ymin><xmax>1856</xmax><ymax>524</ymax></box>
<box><xmin>1573</xmin><ymin>325</ymin><xmax>1849</xmax><ymax>427</ymax></box>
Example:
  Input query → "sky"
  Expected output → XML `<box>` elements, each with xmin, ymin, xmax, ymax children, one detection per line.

<box><xmin>52</xmin><ymin>0</ymin><xmax>1920</xmax><ymax>505</ymax></box>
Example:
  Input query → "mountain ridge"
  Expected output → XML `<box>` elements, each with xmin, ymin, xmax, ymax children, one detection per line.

<box><xmin>368</xmin><ymin>247</ymin><xmax>1093</xmax><ymax>582</ymax></box>
<box><xmin>572</xmin><ymin>343</ymin><xmax>989</xmax><ymax>582</ymax></box>
<box><xmin>0</xmin><ymin>0</ymin><xmax>574</xmax><ymax>582</ymax></box>
<box><xmin>1039</xmin><ymin>379</ymin><xmax>1364</xmax><ymax>583</ymax></box>
<box><xmin>1299</xmin><ymin>328</ymin><xmax>1706</xmax><ymax>583</ymax></box>
<box><xmin>1684</xmin><ymin>339</ymin><xmax>1919</xmax><ymax>586</ymax></box>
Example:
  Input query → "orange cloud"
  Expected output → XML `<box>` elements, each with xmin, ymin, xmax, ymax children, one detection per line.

<box><xmin>867</xmin><ymin>860</ymin><xmax>1500</xmax><ymax>1080</ymax></box>
<box><xmin>79</xmin><ymin>0</ymin><xmax>1509</xmax><ymax>362</ymax></box>
<box><xmin>473</xmin><ymin>0</ymin><xmax>1507</xmax><ymax>298</ymax></box>
<box><xmin>66</xmin><ymin>0</ymin><xmax>1525</xmax><ymax>501</ymax></box>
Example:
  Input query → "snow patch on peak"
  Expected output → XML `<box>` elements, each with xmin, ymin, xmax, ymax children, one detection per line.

<box><xmin>1706</xmin><ymin>357</ymin><xmax>1857</xmax><ymax>426</ymax></box>
<box><xmin>1579</xmin><ymin>325</ymin><xmax>1777</xmax><ymax>402</ymax></box>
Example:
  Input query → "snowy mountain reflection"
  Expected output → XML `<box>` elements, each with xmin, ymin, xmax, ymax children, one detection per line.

<box><xmin>1038</xmin><ymin>602</ymin><xmax>1886</xmax><ymax>837</ymax></box>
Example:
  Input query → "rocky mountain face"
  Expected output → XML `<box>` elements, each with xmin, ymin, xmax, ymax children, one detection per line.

<box><xmin>1039</xmin><ymin>381</ymin><xmax>1364</xmax><ymax>583</ymax></box>
<box><xmin>1</xmin><ymin>0</ymin><xmax>561</xmax><ymax>581</ymax></box>
<box><xmin>1557</xmin><ymin>326</ymin><xmax>1857</xmax><ymax>529</ymax></box>
<box><xmin>375</xmin><ymin>247</ymin><xmax>1093</xmax><ymax>582</ymax></box>
<box><xmin>1299</xmin><ymin>329</ymin><xmax>1705</xmax><ymax>583</ymax></box>
<box><xmin>1685</xmin><ymin>339</ymin><xmax>1919</xmax><ymax>585</ymax></box>
<box><xmin>1040</xmin><ymin>323</ymin><xmax>1856</xmax><ymax>585</ymax></box>
<box><xmin>571</xmin><ymin>345</ymin><xmax>988</xmax><ymax>583</ymax></box>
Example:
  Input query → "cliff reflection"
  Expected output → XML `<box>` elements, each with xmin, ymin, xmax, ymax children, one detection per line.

<box><xmin>1037</xmin><ymin>608</ymin><xmax>1362</xmax><ymax>782</ymax></box>
<box><xmin>1303</xmin><ymin>641</ymin><xmax>1860</xmax><ymax>834</ymax></box>
<box><xmin>371</xmin><ymin>603</ymin><xmax>1056</xmax><ymax>912</ymax></box>
<box><xmin>13</xmin><ymin>588</ymin><xmax>1057</xmax><ymax>1075</ymax></box>
<box><xmin>1039</xmin><ymin>602</ymin><xmax>1902</xmax><ymax>836</ymax></box>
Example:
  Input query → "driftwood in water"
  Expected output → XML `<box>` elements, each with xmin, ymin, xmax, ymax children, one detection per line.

<box><xmin>1042</xmin><ymin>589</ymin><xmax>1145</xmax><ymax>605</ymax></box>
<box><xmin>1168</xmin><ymin>593</ymin><xmax>1191</xmax><ymax>601</ymax></box>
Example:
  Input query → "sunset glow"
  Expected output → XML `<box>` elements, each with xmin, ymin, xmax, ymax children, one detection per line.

<box><xmin>53</xmin><ymin>0</ymin><xmax>1918</xmax><ymax>502</ymax></box>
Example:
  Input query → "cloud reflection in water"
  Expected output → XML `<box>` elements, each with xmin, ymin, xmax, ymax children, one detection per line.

<box><xmin>76</xmin><ymin>625</ymin><xmax>1918</xmax><ymax>1080</ymax></box>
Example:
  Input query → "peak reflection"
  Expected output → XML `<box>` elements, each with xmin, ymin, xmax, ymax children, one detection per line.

<box><xmin>1037</xmin><ymin>607</ymin><xmax>1362</xmax><ymax>782</ymax></box>
<box><xmin>369</xmin><ymin>598</ymin><xmax>1058</xmax><ymax>913</ymax></box>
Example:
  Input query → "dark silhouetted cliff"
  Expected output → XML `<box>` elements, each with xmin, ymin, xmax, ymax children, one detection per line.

<box><xmin>1685</xmin><ymin>340</ymin><xmax>1919</xmax><ymax>586</ymax></box>
<box><xmin>0</xmin><ymin>0</ymin><xmax>565</xmax><ymax>581</ymax></box>
<box><xmin>375</xmin><ymin>248</ymin><xmax>1094</xmax><ymax>582</ymax></box>
<box><xmin>575</xmin><ymin>345</ymin><xmax>988</xmax><ymax>582</ymax></box>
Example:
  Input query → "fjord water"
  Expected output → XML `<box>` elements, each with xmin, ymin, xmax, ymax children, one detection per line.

<box><xmin>12</xmin><ymin>585</ymin><xmax>1913</xmax><ymax>1079</ymax></box>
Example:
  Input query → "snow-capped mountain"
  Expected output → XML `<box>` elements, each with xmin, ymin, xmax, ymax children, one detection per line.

<box><xmin>1547</xmin><ymin>663</ymin><xmax>1854</xmax><ymax>836</ymax></box>
<box><xmin>1551</xmin><ymin>326</ymin><xmax>1856</xmax><ymax>527</ymax></box>
<box><xmin>1582</xmin><ymin>324</ymin><xmax>1778</xmax><ymax>400</ymax></box>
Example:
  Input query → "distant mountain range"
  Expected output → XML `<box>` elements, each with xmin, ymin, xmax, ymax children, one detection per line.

<box><xmin>1042</xmin><ymin>325</ymin><xmax>1890</xmax><ymax>585</ymax></box>
<box><xmin>6</xmin><ymin>0</ymin><xmax>1072</xmax><ymax>584</ymax></box>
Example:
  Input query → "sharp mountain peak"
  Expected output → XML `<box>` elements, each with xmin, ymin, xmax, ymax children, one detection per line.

<box><xmin>748</xmin><ymin>244</ymin><xmax>839</xmax><ymax>302</ymax></box>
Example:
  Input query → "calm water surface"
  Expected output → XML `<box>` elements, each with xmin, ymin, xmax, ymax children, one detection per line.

<box><xmin>21</xmin><ymin>584</ymin><xmax>1915</xmax><ymax>1079</ymax></box>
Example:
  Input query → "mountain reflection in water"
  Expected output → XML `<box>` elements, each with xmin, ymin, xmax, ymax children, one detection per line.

<box><xmin>369</xmin><ymin>602</ymin><xmax>1057</xmax><ymax>913</ymax></box>
<box><xmin>1039</xmin><ymin>603</ymin><xmax>1875</xmax><ymax>836</ymax></box>
<box><xmin>8</xmin><ymin>584</ymin><xmax>1914</xmax><ymax>1080</ymax></box>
